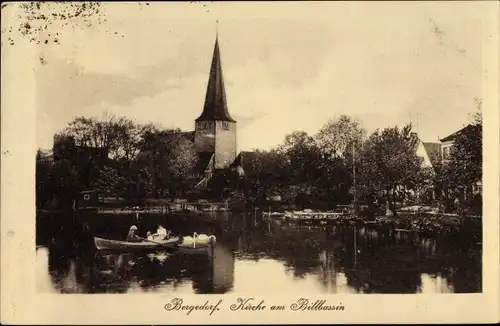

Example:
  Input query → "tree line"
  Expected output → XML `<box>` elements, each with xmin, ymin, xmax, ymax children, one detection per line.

<box><xmin>36</xmin><ymin>110</ymin><xmax>482</xmax><ymax>216</ymax></box>
<box><xmin>238</xmin><ymin>111</ymin><xmax>481</xmax><ymax>216</ymax></box>
<box><xmin>36</xmin><ymin>113</ymin><xmax>199</xmax><ymax>209</ymax></box>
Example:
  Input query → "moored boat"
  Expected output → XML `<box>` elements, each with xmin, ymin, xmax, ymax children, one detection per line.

<box><xmin>284</xmin><ymin>209</ymin><xmax>349</xmax><ymax>222</ymax></box>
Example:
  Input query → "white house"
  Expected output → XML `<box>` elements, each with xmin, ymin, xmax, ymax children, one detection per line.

<box><xmin>411</xmin><ymin>132</ymin><xmax>441</xmax><ymax>172</ymax></box>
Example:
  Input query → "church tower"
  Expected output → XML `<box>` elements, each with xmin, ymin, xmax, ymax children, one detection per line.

<box><xmin>194</xmin><ymin>31</ymin><xmax>237</xmax><ymax>170</ymax></box>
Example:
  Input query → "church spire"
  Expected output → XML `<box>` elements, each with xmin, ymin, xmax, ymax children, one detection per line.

<box><xmin>196</xmin><ymin>24</ymin><xmax>236</xmax><ymax>123</ymax></box>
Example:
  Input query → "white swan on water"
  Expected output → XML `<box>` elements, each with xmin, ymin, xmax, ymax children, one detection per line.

<box><xmin>193</xmin><ymin>232</ymin><xmax>217</xmax><ymax>242</ymax></box>
<box><xmin>181</xmin><ymin>233</ymin><xmax>217</xmax><ymax>248</ymax></box>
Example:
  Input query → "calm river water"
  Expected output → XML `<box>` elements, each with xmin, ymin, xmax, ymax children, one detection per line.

<box><xmin>36</xmin><ymin>211</ymin><xmax>481</xmax><ymax>294</ymax></box>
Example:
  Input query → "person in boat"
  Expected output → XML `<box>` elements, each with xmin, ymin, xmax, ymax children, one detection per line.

<box><xmin>152</xmin><ymin>225</ymin><xmax>169</xmax><ymax>241</ymax></box>
<box><xmin>126</xmin><ymin>225</ymin><xmax>142</xmax><ymax>242</ymax></box>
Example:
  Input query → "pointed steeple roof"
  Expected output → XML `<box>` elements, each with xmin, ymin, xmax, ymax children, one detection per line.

<box><xmin>196</xmin><ymin>33</ymin><xmax>236</xmax><ymax>123</ymax></box>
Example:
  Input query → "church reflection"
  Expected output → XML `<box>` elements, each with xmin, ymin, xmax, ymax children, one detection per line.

<box><xmin>191</xmin><ymin>244</ymin><xmax>235</xmax><ymax>293</ymax></box>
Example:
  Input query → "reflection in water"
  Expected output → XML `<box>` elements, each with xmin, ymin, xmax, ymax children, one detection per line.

<box><xmin>420</xmin><ymin>273</ymin><xmax>453</xmax><ymax>293</ymax></box>
<box><xmin>36</xmin><ymin>212</ymin><xmax>481</xmax><ymax>294</ymax></box>
<box><xmin>36</xmin><ymin>247</ymin><xmax>58</xmax><ymax>293</ymax></box>
<box><xmin>211</xmin><ymin>245</ymin><xmax>235</xmax><ymax>293</ymax></box>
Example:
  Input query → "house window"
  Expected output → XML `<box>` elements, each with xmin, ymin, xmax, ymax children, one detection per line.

<box><xmin>443</xmin><ymin>147</ymin><xmax>451</xmax><ymax>160</ymax></box>
<box><xmin>222</xmin><ymin>121</ymin><xmax>229</xmax><ymax>130</ymax></box>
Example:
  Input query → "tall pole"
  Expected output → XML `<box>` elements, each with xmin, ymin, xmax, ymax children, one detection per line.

<box><xmin>354</xmin><ymin>224</ymin><xmax>357</xmax><ymax>266</ymax></box>
<box><xmin>416</xmin><ymin>112</ymin><xmax>419</xmax><ymax>134</ymax></box>
<box><xmin>353</xmin><ymin>141</ymin><xmax>357</xmax><ymax>266</ymax></box>
<box><xmin>352</xmin><ymin>142</ymin><xmax>356</xmax><ymax>217</ymax></box>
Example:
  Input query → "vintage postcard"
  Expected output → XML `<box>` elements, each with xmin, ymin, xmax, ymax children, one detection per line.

<box><xmin>1</xmin><ymin>1</ymin><xmax>499</xmax><ymax>324</ymax></box>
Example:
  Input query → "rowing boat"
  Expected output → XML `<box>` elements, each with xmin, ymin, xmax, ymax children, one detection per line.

<box><xmin>94</xmin><ymin>236</ymin><xmax>180</xmax><ymax>251</ymax></box>
<box><xmin>95</xmin><ymin>231</ymin><xmax>217</xmax><ymax>253</ymax></box>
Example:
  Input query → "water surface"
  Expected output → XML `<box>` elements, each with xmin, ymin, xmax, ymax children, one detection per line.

<box><xmin>36</xmin><ymin>211</ymin><xmax>481</xmax><ymax>294</ymax></box>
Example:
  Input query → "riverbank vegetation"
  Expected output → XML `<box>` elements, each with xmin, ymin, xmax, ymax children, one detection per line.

<box><xmin>36</xmin><ymin>109</ymin><xmax>482</xmax><ymax>219</ymax></box>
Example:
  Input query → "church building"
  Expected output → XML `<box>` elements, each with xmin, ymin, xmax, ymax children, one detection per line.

<box><xmin>194</xmin><ymin>34</ymin><xmax>237</xmax><ymax>169</ymax></box>
<box><xmin>188</xmin><ymin>33</ymin><xmax>249</xmax><ymax>188</ymax></box>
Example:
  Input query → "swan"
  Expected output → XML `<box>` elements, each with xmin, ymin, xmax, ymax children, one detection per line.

<box><xmin>193</xmin><ymin>232</ymin><xmax>217</xmax><ymax>243</ymax></box>
<box><xmin>181</xmin><ymin>233</ymin><xmax>217</xmax><ymax>248</ymax></box>
<box><xmin>181</xmin><ymin>233</ymin><xmax>198</xmax><ymax>248</ymax></box>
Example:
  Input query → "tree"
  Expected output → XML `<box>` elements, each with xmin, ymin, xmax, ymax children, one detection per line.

<box><xmin>49</xmin><ymin>114</ymin><xmax>157</xmax><ymax>203</ymax></box>
<box><xmin>161</xmin><ymin>134</ymin><xmax>198</xmax><ymax>198</ymax></box>
<box><xmin>358</xmin><ymin>124</ymin><xmax>423</xmax><ymax>215</ymax></box>
<box><xmin>279</xmin><ymin>131</ymin><xmax>322</xmax><ymax>186</ymax></box>
<box><xmin>276</xmin><ymin>130</ymin><xmax>353</xmax><ymax>207</ymax></box>
<box><xmin>264</xmin><ymin>128</ymin><xmax>361</xmax><ymax>207</ymax></box>
<box><xmin>312</xmin><ymin>115</ymin><xmax>368</xmax><ymax>207</ymax></box>
<box><xmin>63</xmin><ymin>113</ymin><xmax>140</xmax><ymax>160</ymax></box>
<box><xmin>315</xmin><ymin>115</ymin><xmax>367</xmax><ymax>159</ymax></box>
<box><xmin>241</xmin><ymin>149</ymin><xmax>291</xmax><ymax>202</ymax></box>
<box><xmin>47</xmin><ymin>159</ymin><xmax>81</xmax><ymax>209</ymax></box>
<box><xmin>90</xmin><ymin>165</ymin><xmax>123</xmax><ymax>196</ymax></box>
<box><xmin>413</xmin><ymin>166</ymin><xmax>436</xmax><ymax>204</ymax></box>
<box><xmin>136</xmin><ymin>129</ymin><xmax>198</xmax><ymax>198</ymax></box>
<box><xmin>430</xmin><ymin>105</ymin><xmax>481</xmax><ymax>213</ymax></box>
<box><xmin>446</xmin><ymin>123</ymin><xmax>482</xmax><ymax>213</ymax></box>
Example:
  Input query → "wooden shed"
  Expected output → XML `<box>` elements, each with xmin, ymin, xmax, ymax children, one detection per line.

<box><xmin>75</xmin><ymin>190</ymin><xmax>99</xmax><ymax>211</ymax></box>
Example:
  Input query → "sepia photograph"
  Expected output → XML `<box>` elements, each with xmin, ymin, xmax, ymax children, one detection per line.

<box><xmin>1</xmin><ymin>1</ymin><xmax>499</xmax><ymax>324</ymax></box>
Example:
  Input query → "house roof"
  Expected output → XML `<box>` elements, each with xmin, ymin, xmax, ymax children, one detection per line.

<box><xmin>195</xmin><ymin>36</ymin><xmax>236</xmax><ymax>123</ymax></box>
<box><xmin>440</xmin><ymin>124</ymin><xmax>474</xmax><ymax>142</ymax></box>
<box><xmin>196</xmin><ymin>152</ymin><xmax>214</xmax><ymax>174</ymax></box>
<box><xmin>422</xmin><ymin>142</ymin><xmax>441</xmax><ymax>166</ymax></box>
<box><xmin>230</xmin><ymin>151</ymin><xmax>259</xmax><ymax>176</ymax></box>
<box><xmin>411</xmin><ymin>132</ymin><xmax>441</xmax><ymax>168</ymax></box>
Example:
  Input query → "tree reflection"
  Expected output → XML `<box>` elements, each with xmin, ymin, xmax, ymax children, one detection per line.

<box><xmin>38</xmin><ymin>212</ymin><xmax>481</xmax><ymax>294</ymax></box>
<box><xmin>231</xmin><ymin>214</ymin><xmax>481</xmax><ymax>294</ymax></box>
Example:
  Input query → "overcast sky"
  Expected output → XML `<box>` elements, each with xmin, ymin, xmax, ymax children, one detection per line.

<box><xmin>19</xmin><ymin>2</ymin><xmax>493</xmax><ymax>152</ymax></box>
